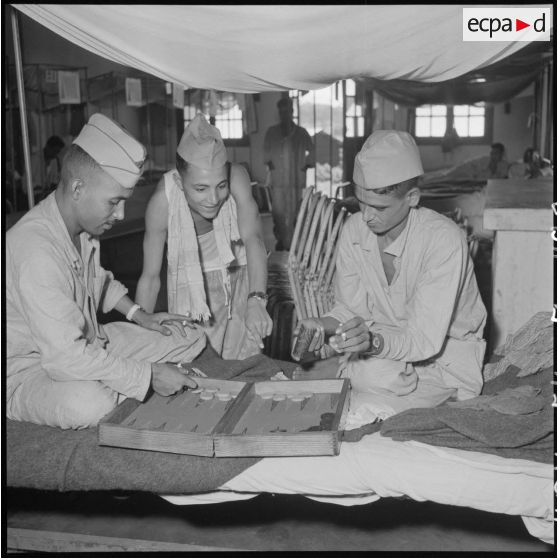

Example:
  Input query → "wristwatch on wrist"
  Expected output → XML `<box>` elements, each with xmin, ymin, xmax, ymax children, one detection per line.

<box><xmin>248</xmin><ymin>291</ymin><xmax>269</xmax><ymax>303</ymax></box>
<box><xmin>360</xmin><ymin>330</ymin><xmax>384</xmax><ymax>357</ymax></box>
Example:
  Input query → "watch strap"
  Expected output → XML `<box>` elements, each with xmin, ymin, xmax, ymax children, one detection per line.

<box><xmin>361</xmin><ymin>330</ymin><xmax>384</xmax><ymax>357</ymax></box>
<box><xmin>248</xmin><ymin>291</ymin><xmax>269</xmax><ymax>302</ymax></box>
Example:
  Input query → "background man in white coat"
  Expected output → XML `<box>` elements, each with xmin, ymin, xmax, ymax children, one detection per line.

<box><xmin>263</xmin><ymin>97</ymin><xmax>314</xmax><ymax>250</ymax></box>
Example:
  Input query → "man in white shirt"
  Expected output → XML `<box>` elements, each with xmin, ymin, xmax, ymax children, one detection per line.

<box><xmin>263</xmin><ymin>97</ymin><xmax>315</xmax><ymax>250</ymax></box>
<box><xmin>6</xmin><ymin>113</ymin><xmax>206</xmax><ymax>430</ymax></box>
<box><xmin>295</xmin><ymin>130</ymin><xmax>487</xmax><ymax>402</ymax></box>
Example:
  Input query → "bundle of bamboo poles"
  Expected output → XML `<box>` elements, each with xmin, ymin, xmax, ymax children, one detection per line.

<box><xmin>287</xmin><ymin>187</ymin><xmax>348</xmax><ymax>323</ymax></box>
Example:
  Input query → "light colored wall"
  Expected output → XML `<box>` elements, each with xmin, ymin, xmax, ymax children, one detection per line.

<box><xmin>492</xmin><ymin>94</ymin><xmax>535</xmax><ymax>164</ymax></box>
<box><xmin>374</xmin><ymin>88</ymin><xmax>536</xmax><ymax>171</ymax></box>
<box><xmin>418</xmin><ymin>144</ymin><xmax>487</xmax><ymax>171</ymax></box>
<box><xmin>230</xmin><ymin>93</ymin><xmax>283</xmax><ymax>184</ymax></box>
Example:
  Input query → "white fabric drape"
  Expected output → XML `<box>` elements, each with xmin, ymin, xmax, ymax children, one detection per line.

<box><xmin>12</xmin><ymin>4</ymin><xmax>542</xmax><ymax>93</ymax></box>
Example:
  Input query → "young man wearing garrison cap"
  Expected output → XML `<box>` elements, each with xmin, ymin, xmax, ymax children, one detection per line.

<box><xmin>136</xmin><ymin>114</ymin><xmax>272</xmax><ymax>360</ymax></box>
<box><xmin>295</xmin><ymin>130</ymin><xmax>487</xmax><ymax>406</ymax></box>
<box><xmin>6</xmin><ymin>113</ymin><xmax>207</xmax><ymax>430</ymax></box>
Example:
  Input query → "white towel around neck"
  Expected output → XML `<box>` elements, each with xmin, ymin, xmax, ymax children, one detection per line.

<box><xmin>164</xmin><ymin>169</ymin><xmax>246</xmax><ymax>321</ymax></box>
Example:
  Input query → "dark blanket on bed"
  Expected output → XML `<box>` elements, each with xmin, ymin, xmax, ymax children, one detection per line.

<box><xmin>377</xmin><ymin>313</ymin><xmax>555</xmax><ymax>464</ymax></box>
<box><xmin>6</xmin><ymin>348</ymin><xmax>299</xmax><ymax>494</ymax></box>
<box><xmin>379</xmin><ymin>365</ymin><xmax>554</xmax><ymax>464</ymax></box>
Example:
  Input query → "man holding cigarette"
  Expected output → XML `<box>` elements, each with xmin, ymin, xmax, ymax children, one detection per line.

<box><xmin>293</xmin><ymin>130</ymin><xmax>487</xmax><ymax>402</ymax></box>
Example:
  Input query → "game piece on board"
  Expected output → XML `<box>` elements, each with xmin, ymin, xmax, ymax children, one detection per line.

<box><xmin>260</xmin><ymin>392</ymin><xmax>274</xmax><ymax>400</ymax></box>
<box><xmin>216</xmin><ymin>391</ymin><xmax>232</xmax><ymax>401</ymax></box>
<box><xmin>200</xmin><ymin>391</ymin><xmax>214</xmax><ymax>400</ymax></box>
<box><xmin>272</xmin><ymin>393</ymin><xmax>287</xmax><ymax>401</ymax></box>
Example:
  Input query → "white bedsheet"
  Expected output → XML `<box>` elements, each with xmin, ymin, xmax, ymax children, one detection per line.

<box><xmin>161</xmin><ymin>433</ymin><xmax>554</xmax><ymax>544</ymax></box>
<box><xmin>160</xmin><ymin>383</ymin><xmax>554</xmax><ymax>544</ymax></box>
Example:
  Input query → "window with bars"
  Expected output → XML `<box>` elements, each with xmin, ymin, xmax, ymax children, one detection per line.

<box><xmin>453</xmin><ymin>104</ymin><xmax>486</xmax><ymax>137</ymax></box>
<box><xmin>289</xmin><ymin>79</ymin><xmax>365</xmax><ymax>139</ymax></box>
<box><xmin>414</xmin><ymin>103</ymin><xmax>491</xmax><ymax>143</ymax></box>
<box><xmin>288</xmin><ymin>80</ymin><xmax>365</xmax><ymax>196</ymax></box>
<box><xmin>184</xmin><ymin>90</ymin><xmax>246</xmax><ymax>143</ymax></box>
<box><xmin>415</xmin><ymin>105</ymin><xmax>447</xmax><ymax>138</ymax></box>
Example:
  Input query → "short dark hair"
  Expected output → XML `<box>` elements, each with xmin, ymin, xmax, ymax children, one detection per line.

<box><xmin>176</xmin><ymin>152</ymin><xmax>189</xmax><ymax>175</ymax></box>
<box><xmin>491</xmin><ymin>142</ymin><xmax>505</xmax><ymax>154</ymax></box>
<box><xmin>523</xmin><ymin>147</ymin><xmax>535</xmax><ymax>163</ymax></box>
<box><xmin>60</xmin><ymin>144</ymin><xmax>99</xmax><ymax>186</ymax></box>
<box><xmin>45</xmin><ymin>135</ymin><xmax>65</xmax><ymax>151</ymax></box>
<box><xmin>373</xmin><ymin>176</ymin><xmax>420</xmax><ymax>198</ymax></box>
<box><xmin>277</xmin><ymin>97</ymin><xmax>293</xmax><ymax>110</ymax></box>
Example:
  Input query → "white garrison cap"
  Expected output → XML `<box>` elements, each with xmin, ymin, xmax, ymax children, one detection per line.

<box><xmin>73</xmin><ymin>113</ymin><xmax>146</xmax><ymax>188</ymax></box>
<box><xmin>353</xmin><ymin>130</ymin><xmax>423</xmax><ymax>190</ymax></box>
<box><xmin>177</xmin><ymin>114</ymin><xmax>227</xmax><ymax>170</ymax></box>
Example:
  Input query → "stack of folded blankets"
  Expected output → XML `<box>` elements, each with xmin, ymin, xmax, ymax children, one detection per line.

<box><xmin>378</xmin><ymin>312</ymin><xmax>554</xmax><ymax>464</ymax></box>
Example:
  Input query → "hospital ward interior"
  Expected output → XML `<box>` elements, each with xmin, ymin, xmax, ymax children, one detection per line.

<box><xmin>3</xmin><ymin>5</ymin><xmax>556</xmax><ymax>553</ymax></box>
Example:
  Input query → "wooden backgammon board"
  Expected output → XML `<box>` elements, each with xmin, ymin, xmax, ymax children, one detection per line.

<box><xmin>99</xmin><ymin>378</ymin><xmax>350</xmax><ymax>457</ymax></box>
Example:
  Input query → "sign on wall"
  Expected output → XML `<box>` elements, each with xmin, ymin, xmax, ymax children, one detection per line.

<box><xmin>45</xmin><ymin>69</ymin><xmax>58</xmax><ymax>84</ymax></box>
<box><xmin>173</xmin><ymin>83</ymin><xmax>185</xmax><ymax>109</ymax></box>
<box><xmin>125</xmin><ymin>78</ymin><xmax>144</xmax><ymax>107</ymax></box>
<box><xmin>58</xmin><ymin>71</ymin><xmax>81</xmax><ymax>104</ymax></box>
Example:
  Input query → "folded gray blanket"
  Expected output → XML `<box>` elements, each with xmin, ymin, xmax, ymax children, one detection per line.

<box><xmin>374</xmin><ymin>313</ymin><xmax>555</xmax><ymax>463</ymax></box>
<box><xmin>379</xmin><ymin>365</ymin><xmax>554</xmax><ymax>464</ymax></box>
<box><xmin>7</xmin><ymin>350</ymin><xmax>298</xmax><ymax>494</ymax></box>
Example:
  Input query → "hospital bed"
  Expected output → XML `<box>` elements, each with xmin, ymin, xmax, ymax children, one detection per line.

<box><xmin>6</xmin><ymin>316</ymin><xmax>554</xmax><ymax>551</ymax></box>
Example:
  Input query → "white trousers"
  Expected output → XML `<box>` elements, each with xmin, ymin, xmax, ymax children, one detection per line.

<box><xmin>7</xmin><ymin>322</ymin><xmax>203</xmax><ymax>430</ymax></box>
<box><xmin>162</xmin><ymin>433</ymin><xmax>554</xmax><ymax>544</ymax></box>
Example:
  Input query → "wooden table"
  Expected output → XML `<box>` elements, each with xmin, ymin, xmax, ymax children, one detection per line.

<box><xmin>483</xmin><ymin>178</ymin><xmax>554</xmax><ymax>349</ymax></box>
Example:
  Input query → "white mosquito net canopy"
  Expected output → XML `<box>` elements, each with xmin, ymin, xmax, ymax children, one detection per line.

<box><xmin>12</xmin><ymin>4</ymin><xmax>545</xmax><ymax>93</ymax></box>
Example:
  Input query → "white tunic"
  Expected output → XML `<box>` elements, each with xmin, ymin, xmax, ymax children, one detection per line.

<box><xmin>6</xmin><ymin>192</ymin><xmax>207</xmax><ymax>428</ymax></box>
<box><xmin>327</xmin><ymin>206</ymin><xmax>487</xmax><ymax>400</ymax></box>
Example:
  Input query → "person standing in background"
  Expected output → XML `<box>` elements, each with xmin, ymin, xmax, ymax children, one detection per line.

<box><xmin>42</xmin><ymin>135</ymin><xmax>66</xmax><ymax>194</ymax></box>
<box><xmin>263</xmin><ymin>97</ymin><xmax>315</xmax><ymax>251</ymax></box>
<box><xmin>486</xmin><ymin>142</ymin><xmax>509</xmax><ymax>178</ymax></box>
<box><xmin>23</xmin><ymin>135</ymin><xmax>66</xmax><ymax>204</ymax></box>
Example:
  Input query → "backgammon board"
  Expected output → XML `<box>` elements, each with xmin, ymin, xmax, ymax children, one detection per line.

<box><xmin>99</xmin><ymin>378</ymin><xmax>350</xmax><ymax>457</ymax></box>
